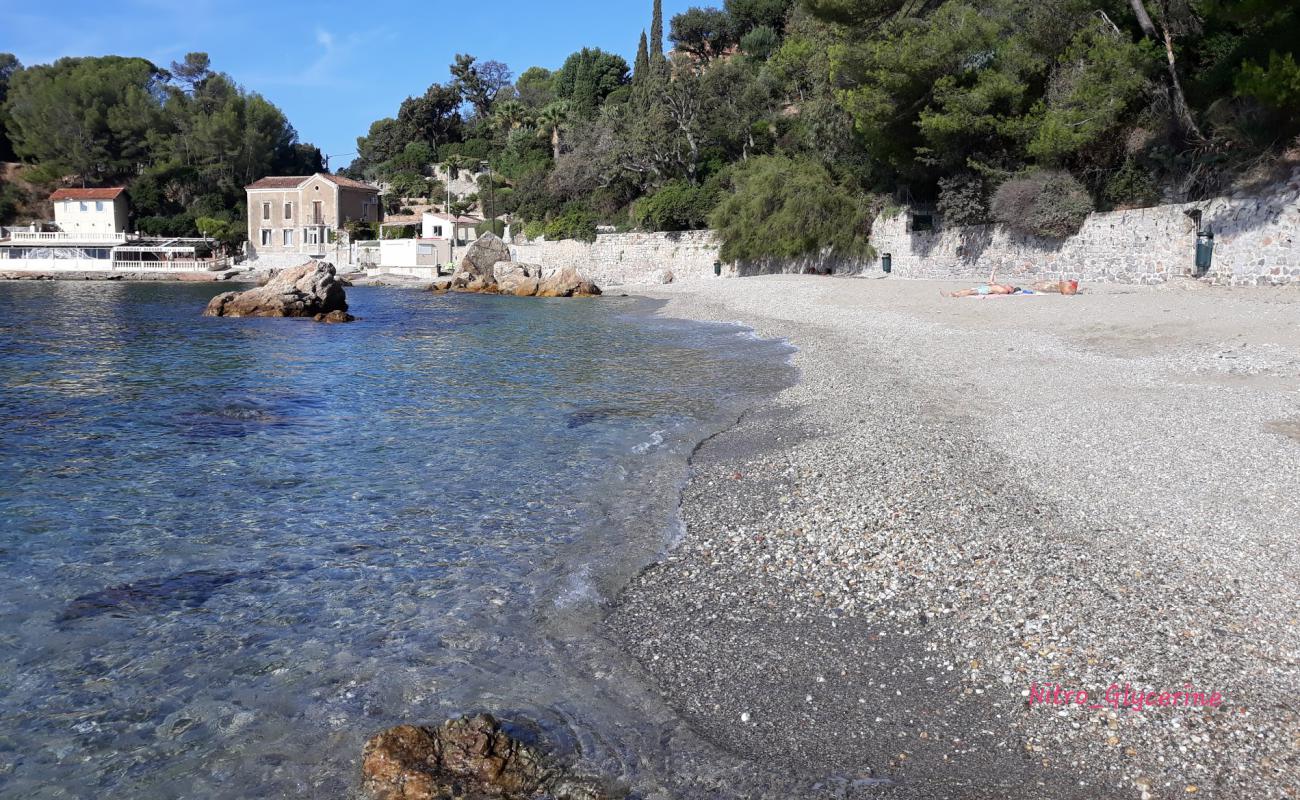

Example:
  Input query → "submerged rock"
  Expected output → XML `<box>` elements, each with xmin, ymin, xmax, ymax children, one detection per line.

<box><xmin>203</xmin><ymin>261</ymin><xmax>348</xmax><ymax>319</ymax></box>
<box><xmin>314</xmin><ymin>310</ymin><xmax>357</xmax><ymax>324</ymax></box>
<box><xmin>361</xmin><ymin>714</ymin><xmax>610</xmax><ymax>800</ymax></box>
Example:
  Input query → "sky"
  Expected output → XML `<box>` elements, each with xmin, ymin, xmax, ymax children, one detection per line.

<box><xmin>0</xmin><ymin>0</ymin><xmax>699</xmax><ymax>168</ymax></box>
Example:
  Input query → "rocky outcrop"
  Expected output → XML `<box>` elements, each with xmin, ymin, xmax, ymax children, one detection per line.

<box><xmin>494</xmin><ymin>263</ymin><xmax>542</xmax><ymax>297</ymax></box>
<box><xmin>536</xmin><ymin>266</ymin><xmax>602</xmax><ymax>298</ymax></box>
<box><xmin>431</xmin><ymin>235</ymin><xmax>601</xmax><ymax>298</ymax></box>
<box><xmin>361</xmin><ymin>714</ymin><xmax>608</xmax><ymax>800</ymax></box>
<box><xmin>203</xmin><ymin>261</ymin><xmax>349</xmax><ymax>320</ymax></box>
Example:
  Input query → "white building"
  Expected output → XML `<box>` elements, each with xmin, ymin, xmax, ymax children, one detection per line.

<box><xmin>50</xmin><ymin>187</ymin><xmax>130</xmax><ymax>238</ymax></box>
<box><xmin>0</xmin><ymin>186</ymin><xmax>228</xmax><ymax>273</ymax></box>
<box><xmin>422</xmin><ymin>212</ymin><xmax>480</xmax><ymax>245</ymax></box>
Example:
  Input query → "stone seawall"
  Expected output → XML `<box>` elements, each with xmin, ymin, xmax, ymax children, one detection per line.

<box><xmin>500</xmin><ymin>171</ymin><xmax>1299</xmax><ymax>287</ymax></box>
<box><xmin>871</xmin><ymin>169</ymin><xmax>1300</xmax><ymax>286</ymax></box>
<box><xmin>510</xmin><ymin>231</ymin><xmax>722</xmax><ymax>286</ymax></box>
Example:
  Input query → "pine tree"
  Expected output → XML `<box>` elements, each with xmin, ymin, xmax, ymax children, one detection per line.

<box><xmin>633</xmin><ymin>31</ymin><xmax>650</xmax><ymax>85</ymax></box>
<box><xmin>650</xmin><ymin>0</ymin><xmax>665</xmax><ymax>67</ymax></box>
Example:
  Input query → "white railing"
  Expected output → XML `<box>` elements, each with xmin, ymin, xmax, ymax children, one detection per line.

<box><xmin>9</xmin><ymin>231</ymin><xmax>129</xmax><ymax>243</ymax></box>
<box><xmin>111</xmin><ymin>258</ymin><xmax>230</xmax><ymax>272</ymax></box>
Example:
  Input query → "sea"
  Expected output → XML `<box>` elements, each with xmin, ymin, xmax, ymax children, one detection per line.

<box><xmin>0</xmin><ymin>282</ymin><xmax>795</xmax><ymax>798</ymax></box>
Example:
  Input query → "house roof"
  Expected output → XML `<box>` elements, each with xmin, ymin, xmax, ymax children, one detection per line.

<box><xmin>49</xmin><ymin>187</ymin><xmax>126</xmax><ymax>201</ymax></box>
<box><xmin>245</xmin><ymin>173</ymin><xmax>379</xmax><ymax>192</ymax></box>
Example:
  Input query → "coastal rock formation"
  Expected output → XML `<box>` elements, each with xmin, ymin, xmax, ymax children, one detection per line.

<box><xmin>494</xmin><ymin>262</ymin><xmax>542</xmax><ymax>297</ymax></box>
<box><xmin>431</xmin><ymin>235</ymin><xmax>601</xmax><ymax>298</ymax></box>
<box><xmin>361</xmin><ymin>714</ymin><xmax>608</xmax><ymax>800</ymax></box>
<box><xmin>203</xmin><ymin>261</ymin><xmax>349</xmax><ymax>319</ymax></box>
<box><xmin>537</xmin><ymin>266</ymin><xmax>602</xmax><ymax>298</ymax></box>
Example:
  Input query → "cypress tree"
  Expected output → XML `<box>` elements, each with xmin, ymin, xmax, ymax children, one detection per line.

<box><xmin>633</xmin><ymin>31</ymin><xmax>650</xmax><ymax>85</ymax></box>
<box><xmin>650</xmin><ymin>0</ymin><xmax>664</xmax><ymax>65</ymax></box>
<box><xmin>573</xmin><ymin>54</ymin><xmax>598</xmax><ymax>118</ymax></box>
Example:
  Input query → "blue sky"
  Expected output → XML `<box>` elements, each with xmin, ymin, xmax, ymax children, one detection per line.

<box><xmin>0</xmin><ymin>0</ymin><xmax>698</xmax><ymax>167</ymax></box>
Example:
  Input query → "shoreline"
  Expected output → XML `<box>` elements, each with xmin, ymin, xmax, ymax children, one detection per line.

<box><xmin>605</xmin><ymin>275</ymin><xmax>1300</xmax><ymax>799</ymax></box>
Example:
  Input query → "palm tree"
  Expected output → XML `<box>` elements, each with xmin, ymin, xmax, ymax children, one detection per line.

<box><xmin>492</xmin><ymin>100</ymin><xmax>530</xmax><ymax>133</ymax></box>
<box><xmin>535</xmin><ymin>101</ymin><xmax>572</xmax><ymax>161</ymax></box>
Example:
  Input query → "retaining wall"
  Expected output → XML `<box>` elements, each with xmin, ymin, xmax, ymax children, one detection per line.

<box><xmin>871</xmin><ymin>169</ymin><xmax>1300</xmax><ymax>286</ymax></box>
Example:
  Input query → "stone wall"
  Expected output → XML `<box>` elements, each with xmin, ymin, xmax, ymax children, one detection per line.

<box><xmin>870</xmin><ymin>169</ymin><xmax>1300</xmax><ymax>286</ymax></box>
<box><xmin>510</xmin><ymin>230</ymin><xmax>724</xmax><ymax>286</ymax></box>
<box><xmin>499</xmin><ymin>171</ymin><xmax>1299</xmax><ymax>287</ymax></box>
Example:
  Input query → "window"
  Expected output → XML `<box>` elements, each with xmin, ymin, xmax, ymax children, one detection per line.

<box><xmin>306</xmin><ymin>227</ymin><xmax>320</xmax><ymax>245</ymax></box>
<box><xmin>418</xmin><ymin>244</ymin><xmax>434</xmax><ymax>256</ymax></box>
<box><xmin>80</xmin><ymin>202</ymin><xmax>88</xmax><ymax>212</ymax></box>
<box><xmin>260</xmin><ymin>229</ymin><xmax>272</xmax><ymax>246</ymax></box>
<box><xmin>284</xmin><ymin>202</ymin><xmax>293</xmax><ymax>220</ymax></box>
<box><xmin>431</xmin><ymin>225</ymin><xmax>444</xmax><ymax>237</ymax></box>
<box><xmin>312</xmin><ymin>201</ymin><xmax>323</xmax><ymax>225</ymax></box>
<box><xmin>262</xmin><ymin>202</ymin><xmax>271</xmax><ymax>221</ymax></box>
<box><xmin>95</xmin><ymin>201</ymin><xmax>104</xmax><ymax>212</ymax></box>
<box><xmin>283</xmin><ymin>229</ymin><xmax>294</xmax><ymax>246</ymax></box>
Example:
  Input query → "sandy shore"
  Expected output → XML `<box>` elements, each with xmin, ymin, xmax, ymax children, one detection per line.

<box><xmin>607</xmin><ymin>275</ymin><xmax>1300</xmax><ymax>799</ymax></box>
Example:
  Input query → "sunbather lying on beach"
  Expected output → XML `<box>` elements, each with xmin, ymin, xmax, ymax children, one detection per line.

<box><xmin>942</xmin><ymin>283</ymin><xmax>1018</xmax><ymax>298</ymax></box>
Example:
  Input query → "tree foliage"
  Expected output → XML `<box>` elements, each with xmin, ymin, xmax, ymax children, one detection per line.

<box><xmin>710</xmin><ymin>155</ymin><xmax>873</xmax><ymax>261</ymax></box>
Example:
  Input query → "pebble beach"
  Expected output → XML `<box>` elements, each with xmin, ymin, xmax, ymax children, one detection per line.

<box><xmin>608</xmin><ymin>275</ymin><xmax>1300</xmax><ymax>799</ymax></box>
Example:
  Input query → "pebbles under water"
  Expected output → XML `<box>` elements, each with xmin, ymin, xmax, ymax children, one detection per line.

<box><xmin>0</xmin><ymin>282</ymin><xmax>795</xmax><ymax>798</ymax></box>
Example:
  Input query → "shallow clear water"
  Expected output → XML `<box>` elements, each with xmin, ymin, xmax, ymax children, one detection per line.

<box><xmin>0</xmin><ymin>283</ymin><xmax>795</xmax><ymax>798</ymax></box>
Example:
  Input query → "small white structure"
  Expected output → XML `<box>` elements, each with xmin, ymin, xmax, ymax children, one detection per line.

<box><xmin>49</xmin><ymin>187</ymin><xmax>130</xmax><ymax>238</ymax></box>
<box><xmin>422</xmin><ymin>212</ymin><xmax>480</xmax><ymax>245</ymax></box>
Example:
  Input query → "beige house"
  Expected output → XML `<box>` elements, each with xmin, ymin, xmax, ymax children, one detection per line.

<box><xmin>49</xmin><ymin>187</ymin><xmax>130</xmax><ymax>239</ymax></box>
<box><xmin>245</xmin><ymin>174</ymin><xmax>380</xmax><ymax>261</ymax></box>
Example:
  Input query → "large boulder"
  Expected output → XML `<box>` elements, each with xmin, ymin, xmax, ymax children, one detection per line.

<box><xmin>457</xmin><ymin>233</ymin><xmax>511</xmax><ymax>284</ymax></box>
<box><xmin>203</xmin><ymin>261</ymin><xmax>348</xmax><ymax>319</ymax></box>
<box><xmin>361</xmin><ymin>714</ymin><xmax>607</xmax><ymax>800</ymax></box>
<box><xmin>536</xmin><ymin>266</ymin><xmax>602</xmax><ymax>298</ymax></box>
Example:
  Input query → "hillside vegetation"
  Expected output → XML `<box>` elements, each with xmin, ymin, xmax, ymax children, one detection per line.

<box><xmin>344</xmin><ymin>0</ymin><xmax>1300</xmax><ymax>253</ymax></box>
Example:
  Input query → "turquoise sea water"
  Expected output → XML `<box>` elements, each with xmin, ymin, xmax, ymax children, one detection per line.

<box><xmin>0</xmin><ymin>283</ymin><xmax>795</xmax><ymax>798</ymax></box>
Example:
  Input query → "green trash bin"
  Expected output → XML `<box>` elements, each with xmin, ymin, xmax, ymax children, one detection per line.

<box><xmin>1195</xmin><ymin>231</ymin><xmax>1214</xmax><ymax>275</ymax></box>
<box><xmin>882</xmin><ymin>253</ymin><xmax>892</xmax><ymax>274</ymax></box>
<box><xmin>713</xmin><ymin>260</ymin><xmax>722</xmax><ymax>277</ymax></box>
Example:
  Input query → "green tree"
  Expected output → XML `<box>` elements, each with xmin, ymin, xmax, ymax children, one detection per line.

<box><xmin>670</xmin><ymin>7</ymin><xmax>739</xmax><ymax>66</ymax></box>
<box><xmin>554</xmin><ymin>48</ymin><xmax>630</xmax><ymax>105</ymax></box>
<box><xmin>450</xmin><ymin>54</ymin><xmax>512</xmax><ymax>118</ymax></box>
<box><xmin>651</xmin><ymin>0</ymin><xmax>666</xmax><ymax>68</ymax></box>
<box><xmin>710</xmin><ymin>155</ymin><xmax>873</xmax><ymax>261</ymax></box>
<box><xmin>725</xmin><ymin>0</ymin><xmax>794</xmax><ymax>34</ymax></box>
<box><xmin>0</xmin><ymin>53</ymin><xmax>21</xmax><ymax>161</ymax></box>
<box><xmin>514</xmin><ymin>66</ymin><xmax>555</xmax><ymax>109</ymax></box>
<box><xmin>634</xmin><ymin>32</ymin><xmax>652</xmax><ymax>84</ymax></box>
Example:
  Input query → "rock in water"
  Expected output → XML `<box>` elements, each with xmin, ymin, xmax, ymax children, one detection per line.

<box><xmin>493</xmin><ymin>262</ymin><xmax>542</xmax><ymax>297</ymax></box>
<box><xmin>361</xmin><ymin>714</ymin><xmax>609</xmax><ymax>800</ymax></box>
<box><xmin>203</xmin><ymin>261</ymin><xmax>349</xmax><ymax>319</ymax></box>
<box><xmin>536</xmin><ymin>266</ymin><xmax>602</xmax><ymax>298</ymax></box>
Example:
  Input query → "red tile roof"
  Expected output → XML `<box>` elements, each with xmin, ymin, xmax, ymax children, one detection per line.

<box><xmin>245</xmin><ymin>176</ymin><xmax>310</xmax><ymax>190</ymax></box>
<box><xmin>245</xmin><ymin>173</ymin><xmax>379</xmax><ymax>192</ymax></box>
<box><xmin>320</xmin><ymin>174</ymin><xmax>379</xmax><ymax>191</ymax></box>
<box><xmin>49</xmin><ymin>187</ymin><xmax>126</xmax><ymax>201</ymax></box>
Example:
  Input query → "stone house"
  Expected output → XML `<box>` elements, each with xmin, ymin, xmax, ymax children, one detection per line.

<box><xmin>245</xmin><ymin>174</ymin><xmax>381</xmax><ymax>261</ymax></box>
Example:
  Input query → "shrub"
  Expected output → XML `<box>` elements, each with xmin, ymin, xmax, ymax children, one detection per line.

<box><xmin>740</xmin><ymin>25</ymin><xmax>781</xmax><ymax>60</ymax></box>
<box><xmin>632</xmin><ymin>179</ymin><xmax>719</xmax><ymax>231</ymax></box>
<box><xmin>543</xmin><ymin>207</ymin><xmax>598</xmax><ymax>243</ymax></box>
<box><xmin>936</xmin><ymin>173</ymin><xmax>990</xmax><ymax>226</ymax></box>
<box><xmin>523</xmin><ymin>220</ymin><xmax>547</xmax><ymax>241</ymax></box>
<box><xmin>991</xmin><ymin>169</ymin><xmax>1094</xmax><ymax>238</ymax></box>
<box><xmin>1104</xmin><ymin>161</ymin><xmax>1160</xmax><ymax>209</ymax></box>
<box><xmin>476</xmin><ymin>219</ymin><xmax>507</xmax><ymax>238</ymax></box>
<box><xmin>709</xmin><ymin>155</ymin><xmax>873</xmax><ymax>262</ymax></box>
